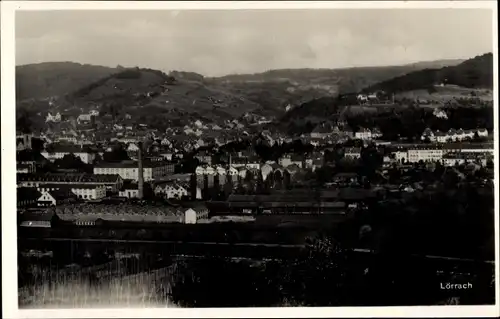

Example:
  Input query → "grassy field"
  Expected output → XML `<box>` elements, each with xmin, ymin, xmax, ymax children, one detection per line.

<box><xmin>395</xmin><ymin>85</ymin><xmax>493</xmax><ymax>102</ymax></box>
<box><xmin>19</xmin><ymin>261</ymin><xmax>179</xmax><ymax>308</ymax></box>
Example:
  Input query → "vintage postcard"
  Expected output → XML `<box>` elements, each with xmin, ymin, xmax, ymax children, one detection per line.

<box><xmin>1</xmin><ymin>1</ymin><xmax>499</xmax><ymax>318</ymax></box>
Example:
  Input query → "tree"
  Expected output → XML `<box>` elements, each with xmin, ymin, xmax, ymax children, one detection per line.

<box><xmin>179</xmin><ymin>157</ymin><xmax>200</xmax><ymax>174</ymax></box>
<box><xmin>360</xmin><ymin>144</ymin><xmax>383</xmax><ymax>180</ymax></box>
<box><xmin>93</xmin><ymin>153</ymin><xmax>103</xmax><ymax>163</ymax></box>
<box><xmin>103</xmin><ymin>145</ymin><xmax>130</xmax><ymax>162</ymax></box>
<box><xmin>279</xmin><ymin>235</ymin><xmax>358</xmax><ymax>306</ymax></box>
<box><xmin>486</xmin><ymin>159</ymin><xmax>493</xmax><ymax>169</ymax></box>
<box><xmin>16</xmin><ymin>109</ymin><xmax>34</xmax><ymax>134</ymax></box>
<box><xmin>315</xmin><ymin>166</ymin><xmax>335</xmax><ymax>186</ymax></box>
<box><xmin>54</xmin><ymin>153</ymin><xmax>86</xmax><ymax>171</ymax></box>
<box><xmin>30</xmin><ymin>137</ymin><xmax>45</xmax><ymax>152</ymax></box>
<box><xmin>170</xmin><ymin>257</ymin><xmax>282</xmax><ymax>307</ymax></box>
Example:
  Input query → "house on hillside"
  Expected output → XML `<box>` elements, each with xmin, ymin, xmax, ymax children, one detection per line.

<box><xmin>345</xmin><ymin>147</ymin><xmax>362</xmax><ymax>159</ymax></box>
<box><xmin>46</xmin><ymin>112</ymin><xmax>61</xmax><ymax>123</ymax></box>
<box><xmin>433</xmin><ymin>108</ymin><xmax>448</xmax><ymax>119</ymax></box>
<box><xmin>371</xmin><ymin>128</ymin><xmax>383</xmax><ymax>139</ymax></box>
<box><xmin>310</xmin><ymin>123</ymin><xmax>333</xmax><ymax>139</ymax></box>
<box><xmin>127</xmin><ymin>143</ymin><xmax>140</xmax><ymax>153</ymax></box>
<box><xmin>357</xmin><ymin>94</ymin><xmax>368</xmax><ymax>103</ymax></box>
<box><xmin>77</xmin><ymin>114</ymin><xmax>92</xmax><ymax>124</ymax></box>
<box><xmin>355</xmin><ymin>128</ymin><xmax>372</xmax><ymax>140</ymax></box>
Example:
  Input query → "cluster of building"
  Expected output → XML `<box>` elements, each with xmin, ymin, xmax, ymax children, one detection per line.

<box><xmin>356</xmin><ymin>91</ymin><xmax>393</xmax><ymax>104</ymax></box>
<box><xmin>17</xmin><ymin>172</ymin><xmax>124</xmax><ymax>204</ymax></box>
<box><xmin>344</xmin><ymin>142</ymin><xmax>493</xmax><ymax>166</ymax></box>
<box><xmin>421</xmin><ymin>128</ymin><xmax>488</xmax><ymax>143</ymax></box>
<box><xmin>19</xmin><ymin>202</ymin><xmax>210</xmax><ymax>226</ymax></box>
<box><xmin>16</xmin><ymin>97</ymin><xmax>495</xmax><ymax>226</ymax></box>
<box><xmin>306</xmin><ymin>121</ymin><xmax>384</xmax><ymax>145</ymax></box>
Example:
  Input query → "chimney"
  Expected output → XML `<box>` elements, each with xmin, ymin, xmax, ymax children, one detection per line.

<box><xmin>23</xmin><ymin>134</ymin><xmax>32</xmax><ymax>150</ymax></box>
<box><xmin>138</xmin><ymin>142</ymin><xmax>144</xmax><ymax>199</ymax></box>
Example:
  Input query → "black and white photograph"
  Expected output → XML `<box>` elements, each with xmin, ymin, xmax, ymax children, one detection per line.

<box><xmin>1</xmin><ymin>1</ymin><xmax>499</xmax><ymax>317</ymax></box>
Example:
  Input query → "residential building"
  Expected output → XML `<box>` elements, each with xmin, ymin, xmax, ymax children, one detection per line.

<box><xmin>278</xmin><ymin>154</ymin><xmax>293</xmax><ymax>167</ymax></box>
<box><xmin>184</xmin><ymin>207</ymin><xmax>209</xmax><ymax>224</ymax></box>
<box><xmin>127</xmin><ymin>143</ymin><xmax>141</xmax><ymax>153</ymax></box>
<box><xmin>442</xmin><ymin>152</ymin><xmax>490</xmax><ymax>167</ymax></box>
<box><xmin>407</xmin><ymin>147</ymin><xmax>444</xmax><ymax>163</ymax></box>
<box><xmin>310</xmin><ymin>123</ymin><xmax>333</xmax><ymax>139</ymax></box>
<box><xmin>77</xmin><ymin>114</ymin><xmax>92</xmax><ymax>124</ymax></box>
<box><xmin>394</xmin><ymin>150</ymin><xmax>409</xmax><ymax>163</ymax></box>
<box><xmin>36</xmin><ymin>183</ymin><xmax>106</xmax><ymax>200</ymax></box>
<box><xmin>433</xmin><ymin>108</ymin><xmax>448</xmax><ymax>119</ymax></box>
<box><xmin>56</xmin><ymin>135</ymin><xmax>78</xmax><ymax>144</ymax></box>
<box><xmin>345</xmin><ymin>147</ymin><xmax>362</xmax><ymax>159</ymax></box>
<box><xmin>355</xmin><ymin>128</ymin><xmax>373</xmax><ymax>140</ymax></box>
<box><xmin>41</xmin><ymin>145</ymin><xmax>96</xmax><ymax>164</ymax></box>
<box><xmin>154</xmin><ymin>182</ymin><xmax>190</xmax><ymax>199</ymax></box>
<box><xmin>45</xmin><ymin>112</ymin><xmax>61</xmax><ymax>123</ymax></box>
<box><xmin>371</xmin><ymin>128</ymin><xmax>383</xmax><ymax>139</ymax></box>
<box><xmin>228</xmin><ymin>166</ymin><xmax>239</xmax><ymax>182</ymax></box>
<box><xmin>16</xmin><ymin>133</ymin><xmax>32</xmax><ymax>151</ymax></box>
<box><xmin>194</xmin><ymin>151</ymin><xmax>212</xmax><ymax>165</ymax></box>
<box><xmin>160</xmin><ymin>137</ymin><xmax>172</xmax><ymax>147</ymax></box>
<box><xmin>238</xmin><ymin>167</ymin><xmax>248</xmax><ymax>179</ymax></box>
<box><xmin>421</xmin><ymin>128</ymin><xmax>489</xmax><ymax>143</ymax></box>
<box><xmin>166</xmin><ymin>184</ymin><xmax>189</xmax><ymax>199</ymax></box>
<box><xmin>216</xmin><ymin>166</ymin><xmax>227</xmax><ymax>176</ymax></box>
<box><xmin>160</xmin><ymin>152</ymin><xmax>174</xmax><ymax>161</ymax></box>
<box><xmin>119</xmin><ymin>183</ymin><xmax>140</xmax><ymax>198</ymax></box>
<box><xmin>37</xmin><ymin>190</ymin><xmax>75</xmax><ymax>206</ymax></box>
<box><xmin>17</xmin><ymin>163</ymin><xmax>36</xmax><ymax>174</ymax></box>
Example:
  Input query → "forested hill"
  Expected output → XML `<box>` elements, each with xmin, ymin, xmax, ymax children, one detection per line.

<box><xmin>16</xmin><ymin>62</ymin><xmax>119</xmax><ymax>101</ymax></box>
<box><xmin>362</xmin><ymin>53</ymin><xmax>493</xmax><ymax>94</ymax></box>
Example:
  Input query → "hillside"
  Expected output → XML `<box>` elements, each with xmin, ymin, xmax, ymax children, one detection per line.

<box><xmin>211</xmin><ymin>59</ymin><xmax>464</xmax><ymax>86</ymax></box>
<box><xmin>15</xmin><ymin>57</ymin><xmax>469</xmax><ymax>123</ymax></box>
<box><xmin>363</xmin><ymin>53</ymin><xmax>493</xmax><ymax>94</ymax></box>
<box><xmin>16</xmin><ymin>62</ymin><xmax>119</xmax><ymax>101</ymax></box>
<box><xmin>65</xmin><ymin>67</ymin><xmax>263</xmax><ymax>124</ymax></box>
<box><xmin>208</xmin><ymin>58</ymin><xmax>464</xmax><ymax>113</ymax></box>
<box><xmin>273</xmin><ymin>96</ymin><xmax>346</xmax><ymax>136</ymax></box>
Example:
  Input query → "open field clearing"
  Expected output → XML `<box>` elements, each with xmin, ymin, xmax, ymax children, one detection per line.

<box><xmin>396</xmin><ymin>86</ymin><xmax>493</xmax><ymax>102</ymax></box>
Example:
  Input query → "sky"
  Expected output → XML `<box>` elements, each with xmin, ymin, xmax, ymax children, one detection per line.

<box><xmin>16</xmin><ymin>9</ymin><xmax>494</xmax><ymax>77</ymax></box>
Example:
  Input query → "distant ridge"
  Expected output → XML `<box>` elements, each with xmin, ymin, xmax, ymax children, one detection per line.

<box><xmin>210</xmin><ymin>58</ymin><xmax>465</xmax><ymax>83</ymax></box>
<box><xmin>362</xmin><ymin>53</ymin><xmax>493</xmax><ymax>93</ymax></box>
<box><xmin>15</xmin><ymin>56</ymin><xmax>476</xmax><ymax>124</ymax></box>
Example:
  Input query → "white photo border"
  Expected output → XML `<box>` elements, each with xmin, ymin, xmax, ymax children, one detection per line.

<box><xmin>2</xmin><ymin>1</ymin><xmax>499</xmax><ymax>318</ymax></box>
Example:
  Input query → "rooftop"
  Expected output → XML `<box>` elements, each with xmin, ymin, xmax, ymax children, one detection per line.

<box><xmin>17</xmin><ymin>173</ymin><xmax>122</xmax><ymax>183</ymax></box>
<box><xmin>38</xmin><ymin>183</ymin><xmax>105</xmax><ymax>190</ymax></box>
